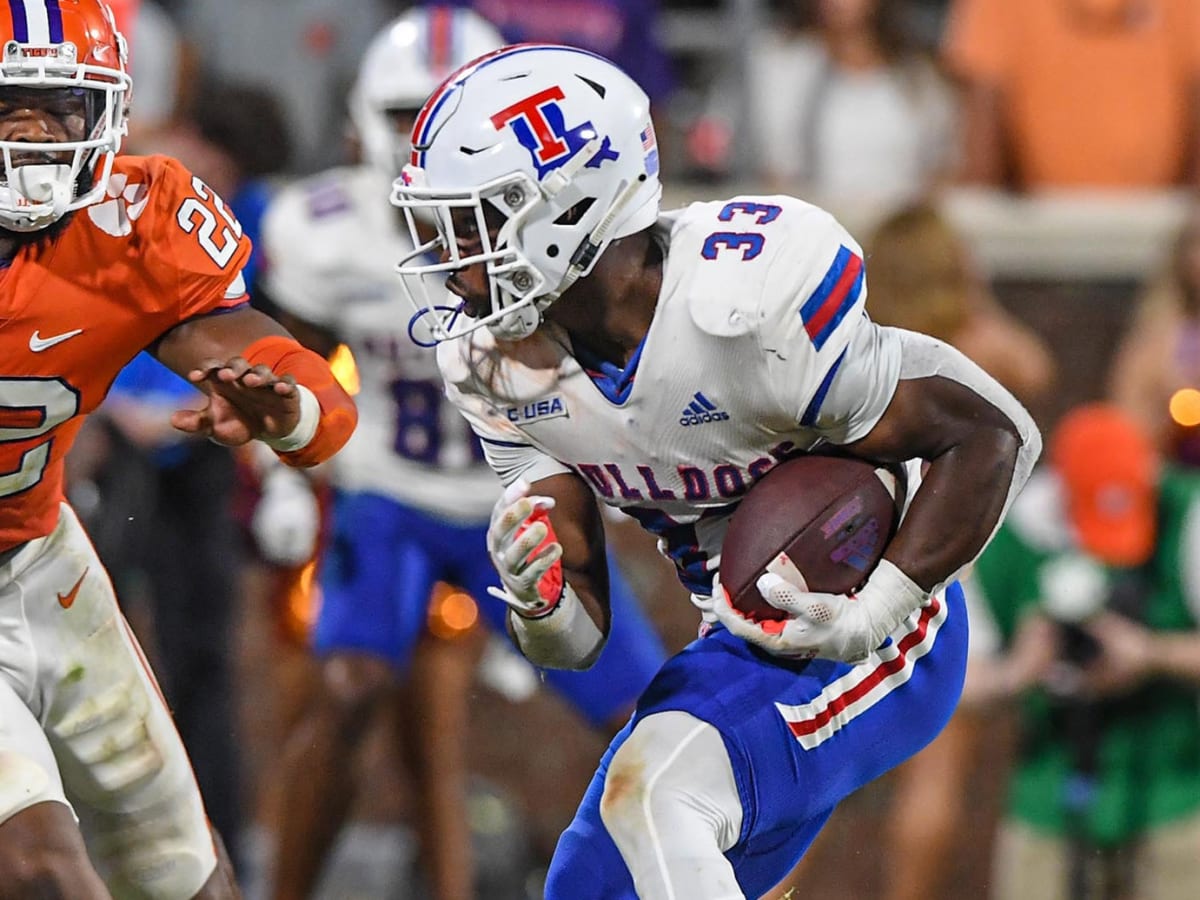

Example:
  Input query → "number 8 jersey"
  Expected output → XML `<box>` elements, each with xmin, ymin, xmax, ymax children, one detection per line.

<box><xmin>261</xmin><ymin>165</ymin><xmax>501</xmax><ymax>523</ymax></box>
<box><xmin>0</xmin><ymin>154</ymin><xmax>251</xmax><ymax>551</ymax></box>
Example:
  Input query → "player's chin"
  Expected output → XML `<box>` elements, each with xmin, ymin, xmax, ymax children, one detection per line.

<box><xmin>445</xmin><ymin>273</ymin><xmax>488</xmax><ymax>316</ymax></box>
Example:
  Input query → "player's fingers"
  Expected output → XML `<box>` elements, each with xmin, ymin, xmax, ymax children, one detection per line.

<box><xmin>501</xmin><ymin>478</ymin><xmax>532</xmax><ymax>505</ymax></box>
<box><xmin>718</xmin><ymin>605</ymin><xmax>779</xmax><ymax>645</ymax></box>
<box><xmin>186</xmin><ymin>358</ymin><xmax>226</xmax><ymax>384</ymax></box>
<box><xmin>756</xmin><ymin>573</ymin><xmax>838</xmax><ymax>621</ymax></box>
<box><xmin>236</xmin><ymin>363</ymin><xmax>280</xmax><ymax>388</ymax></box>
<box><xmin>494</xmin><ymin>496</ymin><xmax>536</xmax><ymax>542</ymax></box>
<box><xmin>218</xmin><ymin>356</ymin><xmax>251</xmax><ymax>381</ymax></box>
<box><xmin>500</xmin><ymin>520</ymin><xmax>549</xmax><ymax>571</ymax></box>
<box><xmin>755</xmin><ymin>572</ymin><xmax>807</xmax><ymax>613</ymax></box>
<box><xmin>169</xmin><ymin>408</ymin><xmax>211</xmax><ymax>434</ymax></box>
<box><xmin>523</xmin><ymin>540</ymin><xmax>563</xmax><ymax>581</ymax></box>
<box><xmin>206</xmin><ymin>416</ymin><xmax>256</xmax><ymax>446</ymax></box>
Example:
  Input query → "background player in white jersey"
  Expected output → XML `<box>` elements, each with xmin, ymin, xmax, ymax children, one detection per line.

<box><xmin>391</xmin><ymin>44</ymin><xmax>1043</xmax><ymax>899</ymax></box>
<box><xmin>258</xmin><ymin>10</ymin><xmax>666</xmax><ymax>899</ymax></box>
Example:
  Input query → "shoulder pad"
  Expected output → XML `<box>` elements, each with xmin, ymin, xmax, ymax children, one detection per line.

<box><xmin>672</xmin><ymin>195</ymin><xmax>848</xmax><ymax>338</ymax></box>
<box><xmin>83</xmin><ymin>154</ymin><xmax>175</xmax><ymax>238</ymax></box>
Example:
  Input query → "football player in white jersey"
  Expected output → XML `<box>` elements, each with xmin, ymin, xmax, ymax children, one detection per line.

<box><xmin>259</xmin><ymin>11</ymin><xmax>666</xmax><ymax>900</ymax></box>
<box><xmin>391</xmin><ymin>43</ymin><xmax>1043</xmax><ymax>899</ymax></box>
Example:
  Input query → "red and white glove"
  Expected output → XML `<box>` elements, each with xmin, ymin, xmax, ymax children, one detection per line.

<box><xmin>486</xmin><ymin>480</ymin><xmax>565</xmax><ymax>618</ymax></box>
<box><xmin>699</xmin><ymin>560</ymin><xmax>931</xmax><ymax>664</ymax></box>
<box><xmin>485</xmin><ymin>480</ymin><xmax>605</xmax><ymax>669</ymax></box>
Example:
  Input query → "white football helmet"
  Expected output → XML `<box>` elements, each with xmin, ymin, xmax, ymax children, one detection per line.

<box><xmin>349</xmin><ymin>6</ymin><xmax>504</xmax><ymax>180</ymax></box>
<box><xmin>391</xmin><ymin>44</ymin><xmax>663</xmax><ymax>344</ymax></box>
<box><xmin>0</xmin><ymin>0</ymin><xmax>131</xmax><ymax>232</ymax></box>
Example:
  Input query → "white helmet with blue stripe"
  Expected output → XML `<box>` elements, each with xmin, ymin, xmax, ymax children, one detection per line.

<box><xmin>350</xmin><ymin>6</ymin><xmax>504</xmax><ymax>180</ymax></box>
<box><xmin>391</xmin><ymin>43</ymin><xmax>663</xmax><ymax>344</ymax></box>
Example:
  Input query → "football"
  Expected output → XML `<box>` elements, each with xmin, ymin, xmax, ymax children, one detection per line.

<box><xmin>719</xmin><ymin>455</ymin><xmax>905</xmax><ymax>623</ymax></box>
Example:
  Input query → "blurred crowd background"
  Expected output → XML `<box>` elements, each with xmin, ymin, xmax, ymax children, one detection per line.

<box><xmin>65</xmin><ymin>0</ymin><xmax>1200</xmax><ymax>898</ymax></box>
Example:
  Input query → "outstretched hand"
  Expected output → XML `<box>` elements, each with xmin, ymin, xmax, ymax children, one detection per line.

<box><xmin>170</xmin><ymin>356</ymin><xmax>302</xmax><ymax>446</ymax></box>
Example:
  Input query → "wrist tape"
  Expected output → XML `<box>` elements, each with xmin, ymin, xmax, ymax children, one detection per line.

<box><xmin>262</xmin><ymin>385</ymin><xmax>320</xmax><ymax>452</ymax></box>
<box><xmin>509</xmin><ymin>582</ymin><xmax>604</xmax><ymax>669</ymax></box>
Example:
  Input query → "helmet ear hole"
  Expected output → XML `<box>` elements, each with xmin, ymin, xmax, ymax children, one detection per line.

<box><xmin>554</xmin><ymin>197</ymin><xmax>595</xmax><ymax>226</ymax></box>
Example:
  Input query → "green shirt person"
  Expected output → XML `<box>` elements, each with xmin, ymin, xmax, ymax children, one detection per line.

<box><xmin>967</xmin><ymin>403</ymin><xmax>1200</xmax><ymax>900</ymax></box>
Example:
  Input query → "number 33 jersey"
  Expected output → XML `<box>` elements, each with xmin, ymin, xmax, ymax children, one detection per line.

<box><xmin>439</xmin><ymin>195</ymin><xmax>905</xmax><ymax>595</ymax></box>
<box><xmin>0</xmin><ymin>154</ymin><xmax>251</xmax><ymax>551</ymax></box>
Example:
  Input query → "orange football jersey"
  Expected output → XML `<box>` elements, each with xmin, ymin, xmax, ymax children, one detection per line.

<box><xmin>0</xmin><ymin>154</ymin><xmax>251</xmax><ymax>551</ymax></box>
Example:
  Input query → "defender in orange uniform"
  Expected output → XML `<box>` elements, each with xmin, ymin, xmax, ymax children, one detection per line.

<box><xmin>0</xmin><ymin>2</ymin><xmax>357</xmax><ymax>898</ymax></box>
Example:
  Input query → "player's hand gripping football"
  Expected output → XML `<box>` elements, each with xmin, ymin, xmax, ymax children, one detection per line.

<box><xmin>486</xmin><ymin>479</ymin><xmax>566</xmax><ymax>618</ymax></box>
<box><xmin>701</xmin><ymin>561</ymin><xmax>931</xmax><ymax>664</ymax></box>
<box><xmin>170</xmin><ymin>356</ymin><xmax>302</xmax><ymax>446</ymax></box>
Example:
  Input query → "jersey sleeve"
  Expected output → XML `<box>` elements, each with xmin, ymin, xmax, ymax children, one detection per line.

<box><xmin>141</xmin><ymin>155</ymin><xmax>252</xmax><ymax>322</ymax></box>
<box><xmin>442</xmin><ymin>377</ymin><xmax>571</xmax><ymax>488</ymax></box>
<box><xmin>756</xmin><ymin>202</ymin><xmax>900</xmax><ymax>444</ymax></box>
<box><xmin>436</xmin><ymin>339</ymin><xmax>571</xmax><ymax>488</ymax></box>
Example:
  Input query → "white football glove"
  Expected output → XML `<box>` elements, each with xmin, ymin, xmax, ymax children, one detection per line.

<box><xmin>486</xmin><ymin>479</ymin><xmax>566</xmax><ymax>618</ymax></box>
<box><xmin>252</xmin><ymin>466</ymin><xmax>320</xmax><ymax>565</ymax></box>
<box><xmin>699</xmin><ymin>560</ymin><xmax>931</xmax><ymax>663</ymax></box>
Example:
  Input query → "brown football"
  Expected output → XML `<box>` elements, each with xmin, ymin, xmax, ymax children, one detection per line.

<box><xmin>719</xmin><ymin>455</ymin><xmax>904</xmax><ymax>622</ymax></box>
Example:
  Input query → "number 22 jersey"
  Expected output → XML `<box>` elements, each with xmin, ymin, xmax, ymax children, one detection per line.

<box><xmin>0</xmin><ymin>154</ymin><xmax>251</xmax><ymax>551</ymax></box>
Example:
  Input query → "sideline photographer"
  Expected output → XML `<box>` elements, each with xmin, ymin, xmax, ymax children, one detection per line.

<box><xmin>963</xmin><ymin>403</ymin><xmax>1200</xmax><ymax>900</ymax></box>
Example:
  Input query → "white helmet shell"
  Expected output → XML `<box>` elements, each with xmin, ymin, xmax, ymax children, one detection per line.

<box><xmin>349</xmin><ymin>7</ymin><xmax>504</xmax><ymax>179</ymax></box>
<box><xmin>392</xmin><ymin>44</ymin><xmax>663</xmax><ymax>344</ymax></box>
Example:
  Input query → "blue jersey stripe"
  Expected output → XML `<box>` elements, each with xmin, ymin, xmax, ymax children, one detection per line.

<box><xmin>800</xmin><ymin>348</ymin><xmax>847</xmax><ymax>427</ymax></box>
<box><xmin>799</xmin><ymin>246</ymin><xmax>864</xmax><ymax>350</ymax></box>
<box><xmin>478</xmin><ymin>436</ymin><xmax>531</xmax><ymax>449</ymax></box>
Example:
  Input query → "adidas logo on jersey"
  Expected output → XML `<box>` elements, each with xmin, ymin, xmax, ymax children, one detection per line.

<box><xmin>679</xmin><ymin>392</ymin><xmax>729</xmax><ymax>427</ymax></box>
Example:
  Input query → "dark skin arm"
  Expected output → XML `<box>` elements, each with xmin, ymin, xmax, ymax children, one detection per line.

<box><xmin>274</xmin><ymin>310</ymin><xmax>341</xmax><ymax>359</ymax></box>
<box><xmin>521</xmin><ymin>470</ymin><xmax>614</xmax><ymax>639</ymax></box>
<box><xmin>519</xmin><ymin>374</ymin><xmax>1023</xmax><ymax>636</ymax></box>
<box><xmin>155</xmin><ymin>306</ymin><xmax>307</xmax><ymax>446</ymax></box>
<box><xmin>842</xmin><ymin>374</ymin><xmax>1023</xmax><ymax>591</ymax></box>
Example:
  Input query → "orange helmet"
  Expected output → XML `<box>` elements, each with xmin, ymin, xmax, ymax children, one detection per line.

<box><xmin>0</xmin><ymin>0</ymin><xmax>131</xmax><ymax>231</ymax></box>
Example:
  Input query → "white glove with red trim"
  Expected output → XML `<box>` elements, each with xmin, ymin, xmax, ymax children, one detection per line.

<box><xmin>699</xmin><ymin>560</ymin><xmax>931</xmax><ymax>663</ymax></box>
<box><xmin>486</xmin><ymin>479</ymin><xmax>565</xmax><ymax>618</ymax></box>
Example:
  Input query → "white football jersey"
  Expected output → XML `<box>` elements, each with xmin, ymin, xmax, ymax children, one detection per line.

<box><xmin>263</xmin><ymin>165</ymin><xmax>499</xmax><ymax>521</ymax></box>
<box><xmin>439</xmin><ymin>196</ymin><xmax>903</xmax><ymax>593</ymax></box>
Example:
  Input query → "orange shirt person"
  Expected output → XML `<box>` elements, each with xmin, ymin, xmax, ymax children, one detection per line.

<box><xmin>0</xmin><ymin>2</ymin><xmax>356</xmax><ymax>899</ymax></box>
<box><xmin>944</xmin><ymin>0</ymin><xmax>1200</xmax><ymax>189</ymax></box>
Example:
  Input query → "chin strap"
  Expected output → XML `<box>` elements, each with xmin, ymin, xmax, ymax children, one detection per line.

<box><xmin>552</xmin><ymin>170</ymin><xmax>649</xmax><ymax>299</ymax></box>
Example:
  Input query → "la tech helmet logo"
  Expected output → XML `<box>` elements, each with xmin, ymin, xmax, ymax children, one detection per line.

<box><xmin>490</xmin><ymin>86</ymin><xmax>619</xmax><ymax>179</ymax></box>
